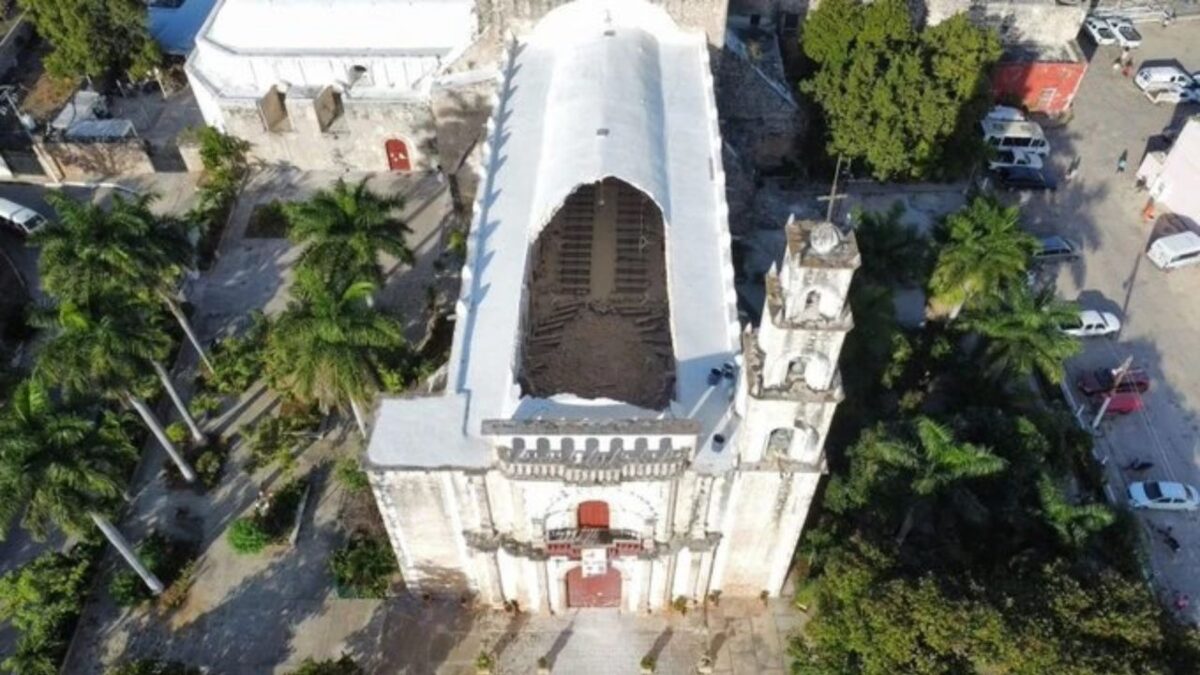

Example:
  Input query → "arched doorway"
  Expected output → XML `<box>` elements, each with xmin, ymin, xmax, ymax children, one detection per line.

<box><xmin>566</xmin><ymin>565</ymin><xmax>622</xmax><ymax>607</ymax></box>
<box><xmin>385</xmin><ymin>138</ymin><xmax>411</xmax><ymax>172</ymax></box>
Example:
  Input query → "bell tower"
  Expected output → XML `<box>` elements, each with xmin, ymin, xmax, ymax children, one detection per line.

<box><xmin>735</xmin><ymin>217</ymin><xmax>860</xmax><ymax>465</ymax></box>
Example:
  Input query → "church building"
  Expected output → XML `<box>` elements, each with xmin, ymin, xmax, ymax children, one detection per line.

<box><xmin>365</xmin><ymin>0</ymin><xmax>857</xmax><ymax>612</ymax></box>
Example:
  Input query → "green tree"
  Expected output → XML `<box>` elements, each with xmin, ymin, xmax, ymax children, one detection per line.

<box><xmin>1036</xmin><ymin>474</ymin><xmax>1115</xmax><ymax>548</ymax></box>
<box><xmin>34</xmin><ymin>192</ymin><xmax>213</xmax><ymax>374</ymax></box>
<box><xmin>17</xmin><ymin>0</ymin><xmax>161</xmax><ymax>80</ymax></box>
<box><xmin>801</xmin><ymin>0</ymin><xmax>1000</xmax><ymax>180</ymax></box>
<box><xmin>0</xmin><ymin>380</ymin><xmax>164</xmax><ymax>595</ymax></box>
<box><xmin>962</xmin><ymin>285</ymin><xmax>1081</xmax><ymax>383</ymax></box>
<box><xmin>854</xmin><ymin>202</ymin><xmax>929</xmax><ymax>287</ymax></box>
<box><xmin>35</xmin><ymin>296</ymin><xmax>199</xmax><ymax>481</ymax></box>
<box><xmin>264</xmin><ymin>271</ymin><xmax>405</xmax><ymax>437</ymax></box>
<box><xmin>0</xmin><ymin>546</ymin><xmax>96</xmax><ymax>675</ymax></box>
<box><xmin>284</xmin><ymin>178</ymin><xmax>413</xmax><ymax>287</ymax></box>
<box><xmin>929</xmin><ymin>196</ymin><xmax>1037</xmax><ymax>315</ymax></box>
<box><xmin>865</xmin><ymin>417</ymin><xmax>1007</xmax><ymax>545</ymax></box>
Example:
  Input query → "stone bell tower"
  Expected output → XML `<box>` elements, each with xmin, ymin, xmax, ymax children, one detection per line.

<box><xmin>735</xmin><ymin>217</ymin><xmax>860</xmax><ymax>466</ymax></box>
<box><xmin>714</xmin><ymin>217</ymin><xmax>859</xmax><ymax>598</ymax></box>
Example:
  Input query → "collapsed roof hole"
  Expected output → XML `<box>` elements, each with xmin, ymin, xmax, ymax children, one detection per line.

<box><xmin>518</xmin><ymin>177</ymin><xmax>675</xmax><ymax>409</ymax></box>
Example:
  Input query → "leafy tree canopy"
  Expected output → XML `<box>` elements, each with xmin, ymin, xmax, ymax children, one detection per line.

<box><xmin>801</xmin><ymin>0</ymin><xmax>1001</xmax><ymax>180</ymax></box>
<box><xmin>17</xmin><ymin>0</ymin><xmax>161</xmax><ymax>80</ymax></box>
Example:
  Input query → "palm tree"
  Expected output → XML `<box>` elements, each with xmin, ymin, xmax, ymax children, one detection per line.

<box><xmin>962</xmin><ymin>285</ymin><xmax>1081</xmax><ymax>384</ymax></box>
<box><xmin>284</xmin><ymin>177</ymin><xmax>413</xmax><ymax>287</ymax></box>
<box><xmin>0</xmin><ymin>380</ymin><xmax>164</xmax><ymax>594</ymax></box>
<box><xmin>854</xmin><ymin>202</ymin><xmax>929</xmax><ymax>287</ymax></box>
<box><xmin>35</xmin><ymin>296</ymin><xmax>199</xmax><ymax>482</ymax></box>
<box><xmin>867</xmin><ymin>416</ymin><xmax>1008</xmax><ymax>546</ymax></box>
<box><xmin>929</xmin><ymin>196</ymin><xmax>1037</xmax><ymax>316</ymax></box>
<box><xmin>264</xmin><ymin>270</ymin><xmax>405</xmax><ymax>437</ymax></box>
<box><xmin>33</xmin><ymin>192</ymin><xmax>213</xmax><ymax>372</ymax></box>
<box><xmin>1037</xmin><ymin>474</ymin><xmax>1114</xmax><ymax>547</ymax></box>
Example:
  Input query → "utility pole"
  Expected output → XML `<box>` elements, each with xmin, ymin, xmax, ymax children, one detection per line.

<box><xmin>1092</xmin><ymin>356</ymin><xmax>1134</xmax><ymax>429</ymax></box>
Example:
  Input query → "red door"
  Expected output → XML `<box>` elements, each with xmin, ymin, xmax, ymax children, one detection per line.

<box><xmin>577</xmin><ymin>501</ymin><xmax>610</xmax><ymax>529</ymax></box>
<box><xmin>566</xmin><ymin>565</ymin><xmax>621</xmax><ymax>607</ymax></box>
<box><xmin>385</xmin><ymin>139</ymin><xmax>411</xmax><ymax>172</ymax></box>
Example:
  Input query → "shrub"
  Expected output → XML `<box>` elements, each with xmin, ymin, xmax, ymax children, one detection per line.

<box><xmin>335</xmin><ymin>457</ymin><xmax>370</xmax><ymax>494</ymax></box>
<box><xmin>244</xmin><ymin>408</ymin><xmax>320</xmax><ymax>474</ymax></box>
<box><xmin>189</xmin><ymin>391</ymin><xmax>223</xmax><ymax>419</ymax></box>
<box><xmin>107</xmin><ymin>659</ymin><xmax>202</xmax><ymax>675</ymax></box>
<box><xmin>159</xmin><ymin>560</ymin><xmax>198</xmax><ymax>610</ymax></box>
<box><xmin>205</xmin><ymin>312</ymin><xmax>269</xmax><ymax>395</ymax></box>
<box><xmin>474</xmin><ymin>652</ymin><xmax>494</xmax><ymax>671</ymax></box>
<box><xmin>640</xmin><ymin>655</ymin><xmax>656</xmax><ymax>672</ymax></box>
<box><xmin>245</xmin><ymin>201</ymin><xmax>290</xmax><ymax>239</ymax></box>
<box><xmin>195</xmin><ymin>447</ymin><xmax>226</xmax><ymax>488</ymax></box>
<box><xmin>286</xmin><ymin>655</ymin><xmax>363</xmax><ymax>675</ymax></box>
<box><xmin>108</xmin><ymin>533</ymin><xmax>192</xmax><ymax>607</ymax></box>
<box><xmin>228</xmin><ymin>517</ymin><xmax>270</xmax><ymax>555</ymax></box>
<box><xmin>331</xmin><ymin>534</ymin><xmax>398</xmax><ymax>598</ymax></box>
<box><xmin>109</xmin><ymin>568</ymin><xmax>150</xmax><ymax>607</ymax></box>
<box><xmin>165</xmin><ymin>421</ymin><xmax>190</xmax><ymax>447</ymax></box>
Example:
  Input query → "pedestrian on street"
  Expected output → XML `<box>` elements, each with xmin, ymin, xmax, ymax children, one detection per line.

<box><xmin>1117</xmin><ymin>150</ymin><xmax>1128</xmax><ymax>173</ymax></box>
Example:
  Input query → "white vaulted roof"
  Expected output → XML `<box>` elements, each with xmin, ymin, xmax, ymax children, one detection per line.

<box><xmin>204</xmin><ymin>0</ymin><xmax>476</xmax><ymax>54</ymax></box>
<box><xmin>368</xmin><ymin>0</ymin><xmax>739</xmax><ymax>469</ymax></box>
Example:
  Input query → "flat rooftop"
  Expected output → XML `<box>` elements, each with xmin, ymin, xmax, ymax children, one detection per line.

<box><xmin>367</xmin><ymin>0</ymin><xmax>739</xmax><ymax>469</ymax></box>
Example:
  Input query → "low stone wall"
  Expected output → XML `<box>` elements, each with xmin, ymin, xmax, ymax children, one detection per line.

<box><xmin>35</xmin><ymin>139</ymin><xmax>155</xmax><ymax>181</ymax></box>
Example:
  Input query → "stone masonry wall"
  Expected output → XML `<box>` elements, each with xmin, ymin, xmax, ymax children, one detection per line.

<box><xmin>219</xmin><ymin>96</ymin><xmax>438</xmax><ymax>172</ymax></box>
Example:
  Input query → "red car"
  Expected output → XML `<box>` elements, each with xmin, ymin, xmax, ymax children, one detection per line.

<box><xmin>1077</xmin><ymin>367</ymin><xmax>1150</xmax><ymax>397</ymax></box>
<box><xmin>1091</xmin><ymin>391</ymin><xmax>1144</xmax><ymax>416</ymax></box>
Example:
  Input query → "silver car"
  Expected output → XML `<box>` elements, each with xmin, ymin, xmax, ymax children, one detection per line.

<box><xmin>1128</xmin><ymin>481</ymin><xmax>1200</xmax><ymax>511</ymax></box>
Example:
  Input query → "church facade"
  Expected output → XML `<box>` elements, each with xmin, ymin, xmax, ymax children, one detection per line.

<box><xmin>365</xmin><ymin>0</ymin><xmax>857</xmax><ymax>613</ymax></box>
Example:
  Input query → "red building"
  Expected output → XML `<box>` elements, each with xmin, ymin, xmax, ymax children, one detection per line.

<box><xmin>991</xmin><ymin>44</ymin><xmax>1088</xmax><ymax>116</ymax></box>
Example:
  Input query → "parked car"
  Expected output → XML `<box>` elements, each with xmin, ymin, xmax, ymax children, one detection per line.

<box><xmin>1134</xmin><ymin>65</ymin><xmax>1194</xmax><ymax>91</ymax></box>
<box><xmin>1060</xmin><ymin>309</ymin><xmax>1121</xmax><ymax>337</ymax></box>
<box><xmin>1143</xmin><ymin>85</ymin><xmax>1200</xmax><ymax>105</ymax></box>
<box><xmin>988</xmin><ymin>148</ymin><xmax>1044</xmax><ymax>170</ymax></box>
<box><xmin>1083</xmin><ymin>16</ymin><xmax>1117</xmax><ymax>45</ymax></box>
<box><xmin>1105</xmin><ymin>17</ymin><xmax>1142</xmax><ymax>48</ymax></box>
<box><xmin>993</xmin><ymin>166</ymin><xmax>1057</xmax><ymax>191</ymax></box>
<box><xmin>1128</xmin><ymin>481</ymin><xmax>1200</xmax><ymax>511</ymax></box>
<box><xmin>1091</xmin><ymin>391</ymin><xmax>1144</xmax><ymax>416</ymax></box>
<box><xmin>1077</xmin><ymin>366</ymin><xmax>1150</xmax><ymax>396</ymax></box>
<box><xmin>0</xmin><ymin>197</ymin><xmax>48</xmax><ymax>236</ymax></box>
<box><xmin>1033</xmin><ymin>235</ymin><xmax>1079</xmax><ymax>263</ymax></box>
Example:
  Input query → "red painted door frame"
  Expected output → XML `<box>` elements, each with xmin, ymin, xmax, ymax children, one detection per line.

<box><xmin>566</xmin><ymin>565</ymin><xmax>621</xmax><ymax>607</ymax></box>
<box><xmin>385</xmin><ymin>138</ymin><xmax>412</xmax><ymax>172</ymax></box>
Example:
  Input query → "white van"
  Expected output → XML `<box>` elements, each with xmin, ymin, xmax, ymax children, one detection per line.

<box><xmin>981</xmin><ymin>119</ymin><xmax>1050</xmax><ymax>156</ymax></box>
<box><xmin>1147</xmin><ymin>231</ymin><xmax>1200</xmax><ymax>270</ymax></box>
<box><xmin>0</xmin><ymin>197</ymin><xmax>48</xmax><ymax>236</ymax></box>
<box><xmin>1134</xmin><ymin>66</ymin><xmax>1194</xmax><ymax>92</ymax></box>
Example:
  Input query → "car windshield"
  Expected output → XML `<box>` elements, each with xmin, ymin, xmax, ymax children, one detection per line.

<box><xmin>1145</xmin><ymin>483</ymin><xmax>1164</xmax><ymax>500</ymax></box>
<box><xmin>1121</xmin><ymin>26</ymin><xmax>1141</xmax><ymax>40</ymax></box>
